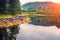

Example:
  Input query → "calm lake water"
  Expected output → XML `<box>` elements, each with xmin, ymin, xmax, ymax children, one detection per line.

<box><xmin>0</xmin><ymin>23</ymin><xmax>60</xmax><ymax>40</ymax></box>
<box><xmin>17</xmin><ymin>23</ymin><xmax>60</xmax><ymax>40</ymax></box>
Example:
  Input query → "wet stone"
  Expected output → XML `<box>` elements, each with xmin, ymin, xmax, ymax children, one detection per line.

<box><xmin>0</xmin><ymin>16</ymin><xmax>29</xmax><ymax>28</ymax></box>
<box><xmin>0</xmin><ymin>15</ymin><xmax>29</xmax><ymax>28</ymax></box>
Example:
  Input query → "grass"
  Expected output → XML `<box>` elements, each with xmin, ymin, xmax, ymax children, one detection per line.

<box><xmin>0</xmin><ymin>13</ymin><xmax>23</xmax><ymax>18</ymax></box>
<box><xmin>0</xmin><ymin>14</ymin><xmax>18</xmax><ymax>18</ymax></box>
<box><xmin>0</xmin><ymin>14</ymin><xmax>12</xmax><ymax>18</ymax></box>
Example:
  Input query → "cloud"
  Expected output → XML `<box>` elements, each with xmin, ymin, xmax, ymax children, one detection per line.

<box><xmin>20</xmin><ymin>0</ymin><xmax>60</xmax><ymax>5</ymax></box>
<box><xmin>17</xmin><ymin>23</ymin><xmax>60</xmax><ymax>40</ymax></box>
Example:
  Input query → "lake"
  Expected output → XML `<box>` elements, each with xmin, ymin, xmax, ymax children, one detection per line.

<box><xmin>17</xmin><ymin>23</ymin><xmax>60</xmax><ymax>40</ymax></box>
<box><xmin>0</xmin><ymin>23</ymin><xmax>60</xmax><ymax>40</ymax></box>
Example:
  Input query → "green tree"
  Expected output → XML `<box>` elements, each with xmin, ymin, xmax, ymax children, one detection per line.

<box><xmin>9</xmin><ymin>0</ymin><xmax>21</xmax><ymax>15</ymax></box>
<box><xmin>0</xmin><ymin>0</ymin><xmax>21</xmax><ymax>15</ymax></box>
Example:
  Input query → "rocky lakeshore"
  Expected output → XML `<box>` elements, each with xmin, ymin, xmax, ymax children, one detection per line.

<box><xmin>0</xmin><ymin>16</ymin><xmax>29</xmax><ymax>28</ymax></box>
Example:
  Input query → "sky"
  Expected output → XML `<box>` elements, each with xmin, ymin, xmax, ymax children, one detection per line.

<box><xmin>17</xmin><ymin>23</ymin><xmax>60</xmax><ymax>40</ymax></box>
<box><xmin>20</xmin><ymin>0</ymin><xmax>60</xmax><ymax>5</ymax></box>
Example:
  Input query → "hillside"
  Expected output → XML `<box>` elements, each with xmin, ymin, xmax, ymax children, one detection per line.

<box><xmin>21</xmin><ymin>2</ymin><xmax>60</xmax><ymax>10</ymax></box>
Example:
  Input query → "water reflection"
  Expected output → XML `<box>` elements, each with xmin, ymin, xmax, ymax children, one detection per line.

<box><xmin>0</xmin><ymin>25</ymin><xmax>20</xmax><ymax>40</ymax></box>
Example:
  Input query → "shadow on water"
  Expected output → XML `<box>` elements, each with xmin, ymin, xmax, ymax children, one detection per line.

<box><xmin>29</xmin><ymin>20</ymin><xmax>55</xmax><ymax>26</ymax></box>
<box><xmin>0</xmin><ymin>25</ymin><xmax>20</xmax><ymax>40</ymax></box>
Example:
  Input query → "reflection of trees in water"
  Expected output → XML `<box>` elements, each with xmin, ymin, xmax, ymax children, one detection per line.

<box><xmin>0</xmin><ymin>25</ymin><xmax>20</xmax><ymax>40</ymax></box>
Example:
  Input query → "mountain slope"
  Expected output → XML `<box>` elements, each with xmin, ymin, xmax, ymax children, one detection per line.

<box><xmin>21</xmin><ymin>2</ymin><xmax>60</xmax><ymax>10</ymax></box>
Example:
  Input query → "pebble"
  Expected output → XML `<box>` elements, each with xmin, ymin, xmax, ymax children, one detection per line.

<box><xmin>0</xmin><ymin>16</ymin><xmax>29</xmax><ymax>28</ymax></box>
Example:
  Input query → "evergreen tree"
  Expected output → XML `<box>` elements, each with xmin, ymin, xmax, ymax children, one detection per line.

<box><xmin>0</xmin><ymin>0</ymin><xmax>21</xmax><ymax>15</ymax></box>
<box><xmin>9</xmin><ymin>0</ymin><xmax>21</xmax><ymax>15</ymax></box>
<box><xmin>0</xmin><ymin>0</ymin><xmax>6</xmax><ymax>14</ymax></box>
